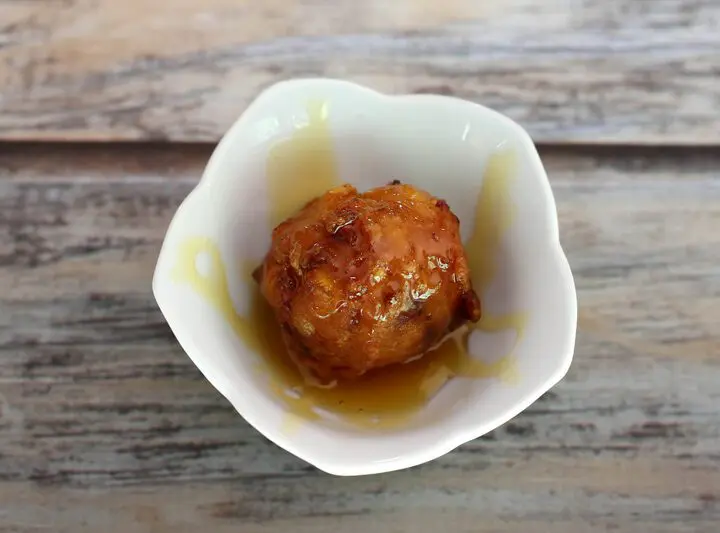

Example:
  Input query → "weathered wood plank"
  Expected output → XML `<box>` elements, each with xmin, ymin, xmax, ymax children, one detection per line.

<box><xmin>0</xmin><ymin>145</ymin><xmax>719</xmax><ymax>531</ymax></box>
<box><xmin>1</xmin><ymin>0</ymin><xmax>719</xmax><ymax>144</ymax></box>
<box><xmin>3</xmin><ymin>471</ymin><xmax>720</xmax><ymax>533</ymax></box>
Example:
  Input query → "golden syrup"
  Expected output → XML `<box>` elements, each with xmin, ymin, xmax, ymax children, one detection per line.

<box><xmin>462</xmin><ymin>148</ymin><xmax>526</xmax><ymax>384</ymax></box>
<box><xmin>266</xmin><ymin>101</ymin><xmax>339</xmax><ymax>226</ymax></box>
<box><xmin>171</xmin><ymin>103</ymin><xmax>524</xmax><ymax>429</ymax></box>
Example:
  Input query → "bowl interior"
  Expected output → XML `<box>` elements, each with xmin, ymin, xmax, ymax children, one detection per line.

<box><xmin>153</xmin><ymin>80</ymin><xmax>576</xmax><ymax>474</ymax></box>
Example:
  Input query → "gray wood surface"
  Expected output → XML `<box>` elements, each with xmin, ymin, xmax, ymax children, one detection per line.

<box><xmin>1</xmin><ymin>0</ymin><xmax>719</xmax><ymax>143</ymax></box>
<box><xmin>1</xmin><ymin>144</ymin><xmax>718</xmax><ymax>532</ymax></box>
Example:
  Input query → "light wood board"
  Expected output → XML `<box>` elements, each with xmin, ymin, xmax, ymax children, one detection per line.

<box><xmin>1</xmin><ymin>0</ymin><xmax>719</xmax><ymax>143</ymax></box>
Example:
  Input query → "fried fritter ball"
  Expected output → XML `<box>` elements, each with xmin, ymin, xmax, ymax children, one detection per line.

<box><xmin>255</xmin><ymin>182</ymin><xmax>481</xmax><ymax>385</ymax></box>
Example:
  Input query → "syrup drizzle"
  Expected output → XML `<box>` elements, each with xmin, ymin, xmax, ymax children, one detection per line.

<box><xmin>171</xmin><ymin>104</ymin><xmax>525</xmax><ymax>429</ymax></box>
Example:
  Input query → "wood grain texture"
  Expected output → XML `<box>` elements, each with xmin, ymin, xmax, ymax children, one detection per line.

<box><xmin>1</xmin><ymin>0</ymin><xmax>719</xmax><ymax>144</ymax></box>
<box><xmin>0</xmin><ymin>144</ymin><xmax>719</xmax><ymax>532</ymax></box>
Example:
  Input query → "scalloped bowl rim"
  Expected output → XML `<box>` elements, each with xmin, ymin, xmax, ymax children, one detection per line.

<box><xmin>153</xmin><ymin>78</ymin><xmax>577</xmax><ymax>476</ymax></box>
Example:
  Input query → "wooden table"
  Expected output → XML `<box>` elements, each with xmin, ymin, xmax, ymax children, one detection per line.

<box><xmin>1</xmin><ymin>2</ymin><xmax>719</xmax><ymax>532</ymax></box>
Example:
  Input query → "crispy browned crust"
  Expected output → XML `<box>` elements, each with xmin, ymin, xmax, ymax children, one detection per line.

<box><xmin>256</xmin><ymin>182</ymin><xmax>481</xmax><ymax>384</ymax></box>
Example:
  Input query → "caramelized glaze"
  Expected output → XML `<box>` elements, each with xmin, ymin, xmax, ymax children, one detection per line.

<box><xmin>256</xmin><ymin>181</ymin><xmax>481</xmax><ymax>385</ymax></box>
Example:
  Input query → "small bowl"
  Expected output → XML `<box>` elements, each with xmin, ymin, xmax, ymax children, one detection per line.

<box><xmin>153</xmin><ymin>79</ymin><xmax>577</xmax><ymax>476</ymax></box>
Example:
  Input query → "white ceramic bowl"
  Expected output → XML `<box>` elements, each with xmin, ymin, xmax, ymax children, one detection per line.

<box><xmin>153</xmin><ymin>79</ymin><xmax>577</xmax><ymax>476</ymax></box>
